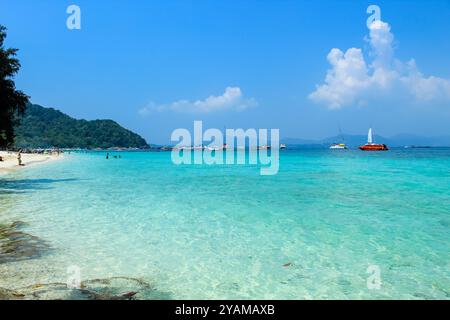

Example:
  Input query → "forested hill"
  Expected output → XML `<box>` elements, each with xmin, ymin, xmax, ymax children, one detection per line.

<box><xmin>14</xmin><ymin>104</ymin><xmax>149</xmax><ymax>149</ymax></box>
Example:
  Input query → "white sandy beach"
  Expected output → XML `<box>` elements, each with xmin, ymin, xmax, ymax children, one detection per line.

<box><xmin>0</xmin><ymin>151</ymin><xmax>62</xmax><ymax>175</ymax></box>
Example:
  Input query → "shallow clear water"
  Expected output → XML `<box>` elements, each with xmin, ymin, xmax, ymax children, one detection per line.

<box><xmin>1</xmin><ymin>149</ymin><xmax>449</xmax><ymax>299</ymax></box>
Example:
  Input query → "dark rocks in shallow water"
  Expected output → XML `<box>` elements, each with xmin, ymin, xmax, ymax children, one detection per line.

<box><xmin>114</xmin><ymin>291</ymin><xmax>138</xmax><ymax>300</ymax></box>
<box><xmin>0</xmin><ymin>276</ymin><xmax>172</xmax><ymax>300</ymax></box>
<box><xmin>1</xmin><ymin>221</ymin><xmax>172</xmax><ymax>300</ymax></box>
<box><xmin>0</xmin><ymin>287</ymin><xmax>25</xmax><ymax>300</ymax></box>
<box><xmin>439</xmin><ymin>219</ymin><xmax>450</xmax><ymax>228</ymax></box>
<box><xmin>75</xmin><ymin>277</ymin><xmax>151</xmax><ymax>300</ymax></box>
<box><xmin>0</xmin><ymin>222</ymin><xmax>50</xmax><ymax>264</ymax></box>
<box><xmin>10</xmin><ymin>221</ymin><xmax>28</xmax><ymax>229</ymax></box>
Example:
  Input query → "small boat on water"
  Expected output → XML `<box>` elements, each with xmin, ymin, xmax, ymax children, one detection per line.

<box><xmin>404</xmin><ymin>145</ymin><xmax>431</xmax><ymax>149</ymax></box>
<box><xmin>330</xmin><ymin>143</ymin><xmax>347</xmax><ymax>149</ymax></box>
<box><xmin>330</xmin><ymin>126</ymin><xmax>348</xmax><ymax>149</ymax></box>
<box><xmin>205</xmin><ymin>146</ymin><xmax>222</xmax><ymax>151</ymax></box>
<box><xmin>359</xmin><ymin>128</ymin><xmax>388</xmax><ymax>151</ymax></box>
<box><xmin>280</xmin><ymin>144</ymin><xmax>287</xmax><ymax>150</ymax></box>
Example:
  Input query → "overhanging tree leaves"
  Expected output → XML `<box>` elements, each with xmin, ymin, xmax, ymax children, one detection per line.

<box><xmin>0</xmin><ymin>25</ymin><xmax>29</xmax><ymax>148</ymax></box>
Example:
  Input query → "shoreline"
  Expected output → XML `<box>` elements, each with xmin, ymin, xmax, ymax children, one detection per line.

<box><xmin>0</xmin><ymin>151</ymin><xmax>63</xmax><ymax>175</ymax></box>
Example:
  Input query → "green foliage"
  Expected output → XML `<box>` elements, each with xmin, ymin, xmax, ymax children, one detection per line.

<box><xmin>1</xmin><ymin>25</ymin><xmax>147</xmax><ymax>150</ymax></box>
<box><xmin>0</xmin><ymin>25</ymin><xmax>30</xmax><ymax>147</ymax></box>
<box><xmin>14</xmin><ymin>104</ymin><xmax>149</xmax><ymax>149</ymax></box>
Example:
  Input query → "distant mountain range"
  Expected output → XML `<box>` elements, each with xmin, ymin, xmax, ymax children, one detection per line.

<box><xmin>282</xmin><ymin>133</ymin><xmax>450</xmax><ymax>147</ymax></box>
<box><xmin>14</xmin><ymin>104</ymin><xmax>149</xmax><ymax>149</ymax></box>
<box><xmin>13</xmin><ymin>104</ymin><xmax>449</xmax><ymax>149</ymax></box>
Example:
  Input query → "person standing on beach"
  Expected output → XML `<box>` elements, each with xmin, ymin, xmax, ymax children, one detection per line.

<box><xmin>17</xmin><ymin>151</ymin><xmax>23</xmax><ymax>166</ymax></box>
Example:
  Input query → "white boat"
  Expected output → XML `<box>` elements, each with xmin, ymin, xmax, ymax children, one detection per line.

<box><xmin>205</xmin><ymin>146</ymin><xmax>221</xmax><ymax>151</ymax></box>
<box><xmin>330</xmin><ymin>126</ymin><xmax>348</xmax><ymax>149</ymax></box>
<box><xmin>330</xmin><ymin>143</ymin><xmax>347</xmax><ymax>149</ymax></box>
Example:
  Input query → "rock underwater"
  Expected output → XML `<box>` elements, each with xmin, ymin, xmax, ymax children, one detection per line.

<box><xmin>0</xmin><ymin>221</ymin><xmax>50</xmax><ymax>264</ymax></box>
<box><xmin>0</xmin><ymin>222</ymin><xmax>172</xmax><ymax>300</ymax></box>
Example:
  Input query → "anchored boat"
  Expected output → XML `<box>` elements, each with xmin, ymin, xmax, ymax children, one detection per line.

<box><xmin>359</xmin><ymin>128</ymin><xmax>389</xmax><ymax>151</ymax></box>
<box><xmin>329</xmin><ymin>126</ymin><xmax>348</xmax><ymax>149</ymax></box>
<box><xmin>330</xmin><ymin>143</ymin><xmax>347</xmax><ymax>149</ymax></box>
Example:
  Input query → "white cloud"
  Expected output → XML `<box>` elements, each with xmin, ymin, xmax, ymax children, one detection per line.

<box><xmin>138</xmin><ymin>104</ymin><xmax>152</xmax><ymax>116</ymax></box>
<box><xmin>309</xmin><ymin>20</ymin><xmax>450</xmax><ymax>109</ymax></box>
<box><xmin>139</xmin><ymin>87</ymin><xmax>257</xmax><ymax>115</ymax></box>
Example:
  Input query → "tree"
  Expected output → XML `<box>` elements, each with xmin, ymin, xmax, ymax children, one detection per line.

<box><xmin>0</xmin><ymin>25</ymin><xmax>29</xmax><ymax>148</ymax></box>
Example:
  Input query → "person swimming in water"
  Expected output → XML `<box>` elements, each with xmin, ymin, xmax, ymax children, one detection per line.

<box><xmin>106</xmin><ymin>153</ymin><xmax>110</xmax><ymax>160</ymax></box>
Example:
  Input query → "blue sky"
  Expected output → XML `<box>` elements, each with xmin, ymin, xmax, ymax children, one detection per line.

<box><xmin>1</xmin><ymin>0</ymin><xmax>450</xmax><ymax>144</ymax></box>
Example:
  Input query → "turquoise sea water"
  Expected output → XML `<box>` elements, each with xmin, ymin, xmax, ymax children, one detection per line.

<box><xmin>1</xmin><ymin>149</ymin><xmax>449</xmax><ymax>299</ymax></box>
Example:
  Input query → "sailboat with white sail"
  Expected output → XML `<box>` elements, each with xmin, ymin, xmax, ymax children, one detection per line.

<box><xmin>359</xmin><ymin>128</ymin><xmax>389</xmax><ymax>151</ymax></box>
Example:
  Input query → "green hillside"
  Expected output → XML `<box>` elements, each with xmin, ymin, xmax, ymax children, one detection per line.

<box><xmin>14</xmin><ymin>104</ymin><xmax>149</xmax><ymax>149</ymax></box>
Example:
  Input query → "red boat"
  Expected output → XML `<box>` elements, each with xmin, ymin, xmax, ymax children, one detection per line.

<box><xmin>359</xmin><ymin>144</ymin><xmax>388</xmax><ymax>151</ymax></box>
<box><xmin>359</xmin><ymin>128</ymin><xmax>389</xmax><ymax>151</ymax></box>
